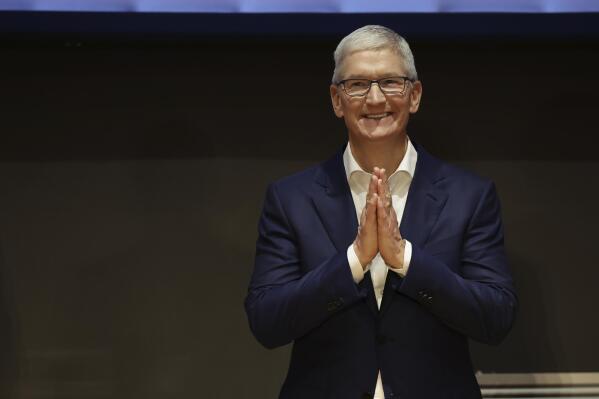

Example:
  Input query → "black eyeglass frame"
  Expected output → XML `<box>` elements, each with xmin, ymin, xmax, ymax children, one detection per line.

<box><xmin>336</xmin><ymin>76</ymin><xmax>415</xmax><ymax>97</ymax></box>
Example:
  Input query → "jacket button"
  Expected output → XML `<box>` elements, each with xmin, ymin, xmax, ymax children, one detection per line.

<box><xmin>327</xmin><ymin>298</ymin><xmax>344</xmax><ymax>312</ymax></box>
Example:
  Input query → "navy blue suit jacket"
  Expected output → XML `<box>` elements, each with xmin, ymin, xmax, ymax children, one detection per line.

<box><xmin>245</xmin><ymin>143</ymin><xmax>517</xmax><ymax>399</ymax></box>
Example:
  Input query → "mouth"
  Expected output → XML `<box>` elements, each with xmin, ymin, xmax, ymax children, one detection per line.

<box><xmin>363</xmin><ymin>112</ymin><xmax>393</xmax><ymax>120</ymax></box>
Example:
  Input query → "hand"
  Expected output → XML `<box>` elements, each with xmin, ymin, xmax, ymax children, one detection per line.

<box><xmin>374</xmin><ymin>168</ymin><xmax>405</xmax><ymax>269</ymax></box>
<box><xmin>353</xmin><ymin>174</ymin><xmax>379</xmax><ymax>269</ymax></box>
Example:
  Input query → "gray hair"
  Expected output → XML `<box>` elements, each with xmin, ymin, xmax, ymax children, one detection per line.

<box><xmin>332</xmin><ymin>25</ymin><xmax>418</xmax><ymax>83</ymax></box>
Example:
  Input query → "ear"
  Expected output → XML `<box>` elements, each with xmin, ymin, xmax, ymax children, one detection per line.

<box><xmin>330</xmin><ymin>84</ymin><xmax>344</xmax><ymax>118</ymax></box>
<box><xmin>409</xmin><ymin>80</ymin><xmax>423</xmax><ymax>114</ymax></box>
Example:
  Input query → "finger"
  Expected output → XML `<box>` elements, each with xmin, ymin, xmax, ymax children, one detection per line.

<box><xmin>389</xmin><ymin>204</ymin><xmax>398</xmax><ymax>225</ymax></box>
<box><xmin>374</xmin><ymin>166</ymin><xmax>386</xmax><ymax>179</ymax></box>
<box><xmin>377</xmin><ymin>178</ymin><xmax>392</xmax><ymax>212</ymax></box>
<box><xmin>366</xmin><ymin>193</ymin><xmax>378</xmax><ymax>227</ymax></box>
<box><xmin>366</xmin><ymin>174</ymin><xmax>377</xmax><ymax>202</ymax></box>
<box><xmin>380</xmin><ymin>168</ymin><xmax>391</xmax><ymax>200</ymax></box>
<box><xmin>388</xmin><ymin>207</ymin><xmax>402</xmax><ymax>240</ymax></box>
<box><xmin>379</xmin><ymin>168</ymin><xmax>387</xmax><ymax>183</ymax></box>
<box><xmin>376</xmin><ymin>195</ymin><xmax>386</xmax><ymax>230</ymax></box>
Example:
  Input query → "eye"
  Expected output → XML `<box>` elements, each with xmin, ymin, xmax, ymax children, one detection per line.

<box><xmin>348</xmin><ymin>80</ymin><xmax>369</xmax><ymax>88</ymax></box>
<box><xmin>381</xmin><ymin>78</ymin><xmax>402</xmax><ymax>87</ymax></box>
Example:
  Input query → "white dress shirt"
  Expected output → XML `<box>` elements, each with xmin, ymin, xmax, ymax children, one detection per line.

<box><xmin>343</xmin><ymin>138</ymin><xmax>418</xmax><ymax>399</ymax></box>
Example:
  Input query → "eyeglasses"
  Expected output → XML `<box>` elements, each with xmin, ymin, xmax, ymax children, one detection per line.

<box><xmin>337</xmin><ymin>76</ymin><xmax>414</xmax><ymax>97</ymax></box>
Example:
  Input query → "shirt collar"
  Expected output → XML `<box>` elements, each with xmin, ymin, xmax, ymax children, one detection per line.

<box><xmin>343</xmin><ymin>137</ymin><xmax>418</xmax><ymax>187</ymax></box>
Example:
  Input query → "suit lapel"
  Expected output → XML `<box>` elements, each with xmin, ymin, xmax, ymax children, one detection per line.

<box><xmin>312</xmin><ymin>147</ymin><xmax>378</xmax><ymax>316</ymax></box>
<box><xmin>399</xmin><ymin>145</ymin><xmax>448</xmax><ymax>248</ymax></box>
<box><xmin>312</xmin><ymin>149</ymin><xmax>357</xmax><ymax>254</ymax></box>
<box><xmin>379</xmin><ymin>144</ymin><xmax>449</xmax><ymax>316</ymax></box>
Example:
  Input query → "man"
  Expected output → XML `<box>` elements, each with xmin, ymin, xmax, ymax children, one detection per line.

<box><xmin>245</xmin><ymin>25</ymin><xmax>517</xmax><ymax>399</ymax></box>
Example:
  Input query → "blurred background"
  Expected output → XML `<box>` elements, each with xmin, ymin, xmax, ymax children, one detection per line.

<box><xmin>1</xmin><ymin>1</ymin><xmax>599</xmax><ymax>398</ymax></box>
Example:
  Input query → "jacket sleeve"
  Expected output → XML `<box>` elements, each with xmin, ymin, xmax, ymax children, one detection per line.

<box><xmin>244</xmin><ymin>183</ymin><xmax>362</xmax><ymax>349</ymax></box>
<box><xmin>396</xmin><ymin>181</ymin><xmax>518</xmax><ymax>345</ymax></box>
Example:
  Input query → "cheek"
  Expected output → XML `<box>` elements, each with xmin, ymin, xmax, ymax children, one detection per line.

<box><xmin>393</xmin><ymin>99</ymin><xmax>414</xmax><ymax>115</ymax></box>
<box><xmin>344</xmin><ymin>105</ymin><xmax>362</xmax><ymax>122</ymax></box>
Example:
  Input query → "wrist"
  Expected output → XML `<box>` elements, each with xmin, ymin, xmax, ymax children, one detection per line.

<box><xmin>390</xmin><ymin>240</ymin><xmax>406</xmax><ymax>269</ymax></box>
<box><xmin>353</xmin><ymin>242</ymin><xmax>372</xmax><ymax>270</ymax></box>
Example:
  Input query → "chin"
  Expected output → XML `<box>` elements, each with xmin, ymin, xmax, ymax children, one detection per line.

<box><xmin>353</xmin><ymin>119</ymin><xmax>404</xmax><ymax>142</ymax></box>
<box><xmin>361</xmin><ymin>128</ymin><xmax>402</xmax><ymax>142</ymax></box>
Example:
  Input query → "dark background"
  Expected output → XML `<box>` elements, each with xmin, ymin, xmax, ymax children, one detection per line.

<box><xmin>0</xmin><ymin>12</ymin><xmax>598</xmax><ymax>398</ymax></box>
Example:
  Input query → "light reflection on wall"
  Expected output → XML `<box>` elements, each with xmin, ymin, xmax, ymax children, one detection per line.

<box><xmin>1</xmin><ymin>0</ymin><xmax>599</xmax><ymax>12</ymax></box>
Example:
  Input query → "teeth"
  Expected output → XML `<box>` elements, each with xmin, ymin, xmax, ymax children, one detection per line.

<box><xmin>366</xmin><ymin>113</ymin><xmax>390</xmax><ymax>119</ymax></box>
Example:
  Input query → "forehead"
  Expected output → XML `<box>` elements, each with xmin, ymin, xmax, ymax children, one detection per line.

<box><xmin>340</xmin><ymin>48</ymin><xmax>406</xmax><ymax>79</ymax></box>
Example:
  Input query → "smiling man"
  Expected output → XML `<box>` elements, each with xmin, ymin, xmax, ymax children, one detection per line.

<box><xmin>245</xmin><ymin>25</ymin><xmax>517</xmax><ymax>399</ymax></box>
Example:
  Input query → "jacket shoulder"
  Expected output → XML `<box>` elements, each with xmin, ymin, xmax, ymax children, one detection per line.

<box><xmin>438</xmin><ymin>161</ymin><xmax>492</xmax><ymax>187</ymax></box>
<box><xmin>416</xmin><ymin>148</ymin><xmax>497</xmax><ymax>208</ymax></box>
<box><xmin>269</xmin><ymin>163</ymin><xmax>321</xmax><ymax>193</ymax></box>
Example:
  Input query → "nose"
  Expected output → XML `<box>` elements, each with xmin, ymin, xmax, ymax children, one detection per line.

<box><xmin>365</xmin><ymin>82</ymin><xmax>386</xmax><ymax>105</ymax></box>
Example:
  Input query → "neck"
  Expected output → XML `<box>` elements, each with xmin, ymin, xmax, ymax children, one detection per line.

<box><xmin>349</xmin><ymin>135</ymin><xmax>408</xmax><ymax>174</ymax></box>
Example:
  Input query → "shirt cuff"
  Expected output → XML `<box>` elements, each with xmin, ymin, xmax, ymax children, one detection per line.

<box><xmin>347</xmin><ymin>244</ymin><xmax>366</xmax><ymax>283</ymax></box>
<box><xmin>389</xmin><ymin>240</ymin><xmax>412</xmax><ymax>277</ymax></box>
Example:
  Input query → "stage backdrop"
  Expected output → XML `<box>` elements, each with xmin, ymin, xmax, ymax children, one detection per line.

<box><xmin>0</xmin><ymin>14</ymin><xmax>599</xmax><ymax>399</ymax></box>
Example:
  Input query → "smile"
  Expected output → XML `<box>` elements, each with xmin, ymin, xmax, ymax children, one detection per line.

<box><xmin>364</xmin><ymin>112</ymin><xmax>392</xmax><ymax>119</ymax></box>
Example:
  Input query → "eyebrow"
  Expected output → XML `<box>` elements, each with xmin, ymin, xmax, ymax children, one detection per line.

<box><xmin>343</xmin><ymin>74</ymin><xmax>401</xmax><ymax>80</ymax></box>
